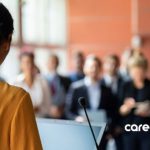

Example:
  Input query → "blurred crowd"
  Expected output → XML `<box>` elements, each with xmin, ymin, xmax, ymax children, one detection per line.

<box><xmin>0</xmin><ymin>48</ymin><xmax>150</xmax><ymax>150</ymax></box>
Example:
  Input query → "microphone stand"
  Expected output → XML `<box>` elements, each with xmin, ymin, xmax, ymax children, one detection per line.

<box><xmin>82</xmin><ymin>105</ymin><xmax>99</xmax><ymax>150</ymax></box>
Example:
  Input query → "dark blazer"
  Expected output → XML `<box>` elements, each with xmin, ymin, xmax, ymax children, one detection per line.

<box><xmin>120</xmin><ymin>79</ymin><xmax>150</xmax><ymax>126</ymax></box>
<box><xmin>101</xmin><ymin>76</ymin><xmax>124</xmax><ymax>121</ymax></box>
<box><xmin>66</xmin><ymin>79</ymin><xmax>117</xmax><ymax>125</ymax></box>
<box><xmin>58</xmin><ymin>75</ymin><xmax>71</xmax><ymax>93</ymax></box>
<box><xmin>101</xmin><ymin>76</ymin><xmax>124</xmax><ymax>100</ymax></box>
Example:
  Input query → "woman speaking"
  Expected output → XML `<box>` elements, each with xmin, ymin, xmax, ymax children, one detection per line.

<box><xmin>0</xmin><ymin>3</ymin><xmax>43</xmax><ymax>150</ymax></box>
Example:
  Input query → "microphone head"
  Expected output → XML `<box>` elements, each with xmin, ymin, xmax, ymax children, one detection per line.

<box><xmin>78</xmin><ymin>97</ymin><xmax>86</xmax><ymax>107</ymax></box>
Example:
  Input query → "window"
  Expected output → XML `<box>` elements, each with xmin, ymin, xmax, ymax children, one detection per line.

<box><xmin>22</xmin><ymin>0</ymin><xmax>67</xmax><ymax>45</ymax></box>
<box><xmin>0</xmin><ymin>0</ymin><xmax>68</xmax><ymax>82</ymax></box>
<box><xmin>1</xmin><ymin>0</ymin><xmax>67</xmax><ymax>47</ymax></box>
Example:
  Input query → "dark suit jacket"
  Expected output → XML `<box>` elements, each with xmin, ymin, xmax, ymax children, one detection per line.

<box><xmin>58</xmin><ymin>75</ymin><xmax>71</xmax><ymax>93</ymax></box>
<box><xmin>66</xmin><ymin>79</ymin><xmax>117</xmax><ymax>128</ymax></box>
<box><xmin>45</xmin><ymin>73</ymin><xmax>71</xmax><ymax>94</ymax></box>
<box><xmin>101</xmin><ymin>76</ymin><xmax>124</xmax><ymax>100</ymax></box>
<box><xmin>101</xmin><ymin>76</ymin><xmax>124</xmax><ymax>124</ymax></box>
<box><xmin>120</xmin><ymin>79</ymin><xmax>150</xmax><ymax>127</ymax></box>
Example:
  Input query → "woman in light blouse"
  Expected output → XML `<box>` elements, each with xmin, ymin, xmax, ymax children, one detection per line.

<box><xmin>14</xmin><ymin>52</ymin><xmax>52</xmax><ymax>117</ymax></box>
<box><xmin>0</xmin><ymin>3</ymin><xmax>43</xmax><ymax>150</ymax></box>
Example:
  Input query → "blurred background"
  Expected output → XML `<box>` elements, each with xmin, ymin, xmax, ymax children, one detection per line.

<box><xmin>0</xmin><ymin>0</ymin><xmax>150</xmax><ymax>81</ymax></box>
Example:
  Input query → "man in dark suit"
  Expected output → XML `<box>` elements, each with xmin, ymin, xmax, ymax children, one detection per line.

<box><xmin>66</xmin><ymin>55</ymin><xmax>117</xmax><ymax>149</ymax></box>
<box><xmin>45</xmin><ymin>54</ymin><xmax>71</xmax><ymax>119</ymax></box>
<box><xmin>102</xmin><ymin>54</ymin><xmax>123</xmax><ymax>95</ymax></box>
<box><xmin>102</xmin><ymin>54</ymin><xmax>124</xmax><ymax>150</ymax></box>
<box><xmin>69</xmin><ymin>51</ymin><xmax>85</xmax><ymax>82</ymax></box>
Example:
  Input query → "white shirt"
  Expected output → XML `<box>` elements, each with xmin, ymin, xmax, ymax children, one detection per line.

<box><xmin>103</xmin><ymin>74</ymin><xmax>118</xmax><ymax>94</ymax></box>
<box><xmin>84</xmin><ymin>77</ymin><xmax>101</xmax><ymax>110</ymax></box>
<box><xmin>13</xmin><ymin>73</ymin><xmax>51</xmax><ymax>117</ymax></box>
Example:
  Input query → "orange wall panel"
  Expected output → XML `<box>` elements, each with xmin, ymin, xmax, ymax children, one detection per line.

<box><xmin>68</xmin><ymin>0</ymin><xmax>132</xmax><ymax>58</ymax></box>
<box><xmin>67</xmin><ymin>0</ymin><xmax>150</xmax><ymax>67</ymax></box>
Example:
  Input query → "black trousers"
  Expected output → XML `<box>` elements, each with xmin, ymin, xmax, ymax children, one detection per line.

<box><xmin>123</xmin><ymin>132</ymin><xmax>150</xmax><ymax>150</ymax></box>
<box><xmin>115</xmin><ymin>135</ymin><xmax>123</xmax><ymax>150</ymax></box>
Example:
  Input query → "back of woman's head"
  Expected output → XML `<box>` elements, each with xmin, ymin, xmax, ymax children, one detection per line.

<box><xmin>0</xmin><ymin>3</ymin><xmax>14</xmax><ymax>44</ymax></box>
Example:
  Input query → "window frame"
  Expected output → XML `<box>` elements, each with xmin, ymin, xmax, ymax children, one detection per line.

<box><xmin>12</xmin><ymin>0</ymin><xmax>67</xmax><ymax>50</ymax></box>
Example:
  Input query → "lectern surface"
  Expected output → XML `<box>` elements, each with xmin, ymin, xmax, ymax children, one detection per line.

<box><xmin>37</xmin><ymin>118</ymin><xmax>106</xmax><ymax>150</ymax></box>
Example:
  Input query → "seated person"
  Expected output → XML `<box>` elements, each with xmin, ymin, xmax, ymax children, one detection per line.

<box><xmin>0</xmin><ymin>3</ymin><xmax>42</xmax><ymax>149</ymax></box>
<box><xmin>120</xmin><ymin>54</ymin><xmax>150</xmax><ymax>150</ymax></box>
<box><xmin>14</xmin><ymin>52</ymin><xmax>51</xmax><ymax>117</ymax></box>
<box><xmin>66</xmin><ymin>55</ymin><xmax>117</xmax><ymax>149</ymax></box>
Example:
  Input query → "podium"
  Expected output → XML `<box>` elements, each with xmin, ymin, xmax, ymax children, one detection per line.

<box><xmin>37</xmin><ymin>118</ymin><xmax>106</xmax><ymax>150</ymax></box>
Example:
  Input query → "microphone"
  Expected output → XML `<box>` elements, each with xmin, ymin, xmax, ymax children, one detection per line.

<box><xmin>78</xmin><ymin>97</ymin><xmax>99</xmax><ymax>150</ymax></box>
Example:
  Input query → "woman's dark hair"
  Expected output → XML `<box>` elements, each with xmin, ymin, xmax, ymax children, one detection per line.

<box><xmin>0</xmin><ymin>3</ymin><xmax>14</xmax><ymax>44</ymax></box>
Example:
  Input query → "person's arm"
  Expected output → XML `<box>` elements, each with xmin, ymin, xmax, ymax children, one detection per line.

<box><xmin>10</xmin><ymin>93</ymin><xmax>43</xmax><ymax>150</ymax></box>
<box><xmin>134</xmin><ymin>100</ymin><xmax>150</xmax><ymax>117</ymax></box>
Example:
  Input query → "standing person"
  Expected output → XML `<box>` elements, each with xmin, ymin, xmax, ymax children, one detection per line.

<box><xmin>102</xmin><ymin>54</ymin><xmax>123</xmax><ymax>95</ymax></box>
<box><xmin>14</xmin><ymin>52</ymin><xmax>51</xmax><ymax>117</ymax></box>
<box><xmin>69</xmin><ymin>51</ymin><xmax>85</xmax><ymax>82</ymax></box>
<box><xmin>45</xmin><ymin>54</ymin><xmax>71</xmax><ymax>119</ymax></box>
<box><xmin>102</xmin><ymin>54</ymin><xmax>124</xmax><ymax>150</ymax></box>
<box><xmin>66</xmin><ymin>55</ymin><xmax>117</xmax><ymax>149</ymax></box>
<box><xmin>119</xmin><ymin>48</ymin><xmax>134</xmax><ymax>81</ymax></box>
<box><xmin>120</xmin><ymin>55</ymin><xmax>150</xmax><ymax>150</ymax></box>
<box><xmin>0</xmin><ymin>3</ymin><xmax>42</xmax><ymax>150</ymax></box>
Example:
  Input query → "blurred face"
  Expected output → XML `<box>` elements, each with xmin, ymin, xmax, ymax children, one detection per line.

<box><xmin>73</xmin><ymin>56</ymin><xmax>84</xmax><ymax>72</ymax></box>
<box><xmin>47</xmin><ymin>56</ymin><xmax>58</xmax><ymax>72</ymax></box>
<box><xmin>84</xmin><ymin>59</ymin><xmax>101</xmax><ymax>81</ymax></box>
<box><xmin>129</xmin><ymin>67</ymin><xmax>146</xmax><ymax>82</ymax></box>
<box><xmin>103</xmin><ymin>58</ymin><xmax>118</xmax><ymax>76</ymax></box>
<box><xmin>20</xmin><ymin>56</ymin><xmax>34</xmax><ymax>74</ymax></box>
<box><xmin>0</xmin><ymin>35</ymin><xmax>12</xmax><ymax>65</ymax></box>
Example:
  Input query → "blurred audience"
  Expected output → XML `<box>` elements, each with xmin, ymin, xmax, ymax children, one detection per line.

<box><xmin>102</xmin><ymin>54</ymin><xmax>123</xmax><ymax>95</ymax></box>
<box><xmin>102</xmin><ymin>54</ymin><xmax>124</xmax><ymax>150</ymax></box>
<box><xmin>13</xmin><ymin>52</ymin><xmax>51</xmax><ymax>117</ymax></box>
<box><xmin>119</xmin><ymin>48</ymin><xmax>134</xmax><ymax>81</ymax></box>
<box><xmin>69</xmin><ymin>51</ymin><xmax>85</xmax><ymax>82</ymax></box>
<box><xmin>66</xmin><ymin>55</ymin><xmax>117</xmax><ymax>150</ymax></box>
<box><xmin>1</xmin><ymin>42</ymin><xmax>149</xmax><ymax>150</ymax></box>
<box><xmin>120</xmin><ymin>54</ymin><xmax>150</xmax><ymax>150</ymax></box>
<box><xmin>45</xmin><ymin>54</ymin><xmax>71</xmax><ymax>119</ymax></box>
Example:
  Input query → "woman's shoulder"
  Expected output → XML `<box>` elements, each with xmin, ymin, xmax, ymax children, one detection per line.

<box><xmin>0</xmin><ymin>82</ymin><xmax>30</xmax><ymax>116</ymax></box>
<box><xmin>0</xmin><ymin>81</ymin><xmax>28</xmax><ymax>98</ymax></box>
